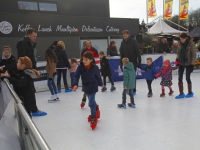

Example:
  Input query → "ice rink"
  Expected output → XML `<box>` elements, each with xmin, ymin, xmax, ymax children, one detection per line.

<box><xmin>33</xmin><ymin>73</ymin><xmax>200</xmax><ymax>150</ymax></box>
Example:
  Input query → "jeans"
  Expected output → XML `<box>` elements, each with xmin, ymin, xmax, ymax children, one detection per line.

<box><xmin>70</xmin><ymin>72</ymin><xmax>75</xmax><ymax>87</ymax></box>
<box><xmin>57</xmin><ymin>69</ymin><xmax>68</xmax><ymax>86</ymax></box>
<box><xmin>47</xmin><ymin>75</ymin><xmax>57</xmax><ymax>95</ymax></box>
<box><xmin>122</xmin><ymin>89</ymin><xmax>134</xmax><ymax>104</ymax></box>
<box><xmin>87</xmin><ymin>93</ymin><xmax>97</xmax><ymax>118</ymax></box>
<box><xmin>178</xmin><ymin>65</ymin><xmax>194</xmax><ymax>84</ymax></box>
<box><xmin>146</xmin><ymin>80</ymin><xmax>153</xmax><ymax>93</ymax></box>
<box><xmin>103</xmin><ymin>75</ymin><xmax>114</xmax><ymax>86</ymax></box>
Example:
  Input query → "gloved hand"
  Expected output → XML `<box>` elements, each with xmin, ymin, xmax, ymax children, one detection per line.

<box><xmin>155</xmin><ymin>73</ymin><xmax>160</xmax><ymax>79</ymax></box>
<box><xmin>174</xmin><ymin>59</ymin><xmax>181</xmax><ymax>66</ymax></box>
<box><xmin>49</xmin><ymin>78</ymin><xmax>52</xmax><ymax>80</ymax></box>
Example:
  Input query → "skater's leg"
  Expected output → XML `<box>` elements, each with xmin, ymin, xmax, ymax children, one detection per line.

<box><xmin>185</xmin><ymin>65</ymin><xmax>194</xmax><ymax>97</ymax></box>
<box><xmin>129</xmin><ymin>89</ymin><xmax>134</xmax><ymax>104</ymax></box>
<box><xmin>61</xmin><ymin>69</ymin><xmax>68</xmax><ymax>87</ymax></box>
<box><xmin>87</xmin><ymin>93</ymin><xmax>97</xmax><ymax>118</ymax></box>
<box><xmin>146</xmin><ymin>80</ymin><xmax>152</xmax><ymax>93</ymax></box>
<box><xmin>122</xmin><ymin>89</ymin><xmax>128</xmax><ymax>104</ymax></box>
<box><xmin>56</xmin><ymin>69</ymin><xmax>62</xmax><ymax>87</ymax></box>
<box><xmin>103</xmin><ymin>76</ymin><xmax>106</xmax><ymax>86</ymax></box>
<box><xmin>133</xmin><ymin>62</ymin><xmax>137</xmax><ymax>92</ymax></box>
<box><xmin>52</xmin><ymin>75</ymin><xmax>57</xmax><ymax>94</ymax></box>
<box><xmin>47</xmin><ymin>75</ymin><xmax>54</xmax><ymax>95</ymax></box>
<box><xmin>82</xmin><ymin>93</ymin><xmax>86</xmax><ymax>102</ymax></box>
<box><xmin>108</xmin><ymin>75</ymin><xmax>114</xmax><ymax>86</ymax></box>
<box><xmin>178</xmin><ymin>65</ymin><xmax>184</xmax><ymax>84</ymax></box>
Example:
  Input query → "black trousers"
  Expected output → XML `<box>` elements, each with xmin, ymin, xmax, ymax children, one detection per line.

<box><xmin>57</xmin><ymin>69</ymin><xmax>68</xmax><ymax>85</ymax></box>
<box><xmin>103</xmin><ymin>75</ymin><xmax>114</xmax><ymax>86</ymax></box>
<box><xmin>146</xmin><ymin>80</ymin><xmax>153</xmax><ymax>93</ymax></box>
<box><xmin>122</xmin><ymin>89</ymin><xmax>134</xmax><ymax>104</ymax></box>
<box><xmin>178</xmin><ymin>65</ymin><xmax>193</xmax><ymax>84</ymax></box>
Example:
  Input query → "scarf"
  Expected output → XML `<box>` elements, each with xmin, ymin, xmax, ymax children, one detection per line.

<box><xmin>85</xmin><ymin>65</ymin><xmax>91</xmax><ymax>70</ymax></box>
<box><xmin>180</xmin><ymin>39</ymin><xmax>189</xmax><ymax>66</ymax></box>
<box><xmin>162</xmin><ymin>61</ymin><xmax>171</xmax><ymax>74</ymax></box>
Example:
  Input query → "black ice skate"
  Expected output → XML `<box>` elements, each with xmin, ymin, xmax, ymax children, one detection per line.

<box><xmin>101</xmin><ymin>86</ymin><xmax>107</xmax><ymax>92</ymax></box>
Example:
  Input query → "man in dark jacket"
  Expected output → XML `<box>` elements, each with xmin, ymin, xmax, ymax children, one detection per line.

<box><xmin>107</xmin><ymin>40</ymin><xmax>118</xmax><ymax>56</ymax></box>
<box><xmin>158</xmin><ymin>37</ymin><xmax>170</xmax><ymax>54</ymax></box>
<box><xmin>120</xmin><ymin>30</ymin><xmax>141</xmax><ymax>94</ymax></box>
<box><xmin>81</xmin><ymin>41</ymin><xmax>99</xmax><ymax>58</ymax></box>
<box><xmin>16</xmin><ymin>28</ymin><xmax>37</xmax><ymax>69</ymax></box>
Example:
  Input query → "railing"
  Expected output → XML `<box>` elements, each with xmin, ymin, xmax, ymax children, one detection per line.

<box><xmin>3</xmin><ymin>78</ymin><xmax>51</xmax><ymax>150</ymax></box>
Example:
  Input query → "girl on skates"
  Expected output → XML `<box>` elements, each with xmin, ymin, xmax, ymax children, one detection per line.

<box><xmin>118</xmin><ymin>58</ymin><xmax>136</xmax><ymax>108</ymax></box>
<box><xmin>45</xmin><ymin>48</ymin><xmax>59</xmax><ymax>102</ymax></box>
<box><xmin>142</xmin><ymin>57</ymin><xmax>157</xmax><ymax>97</ymax></box>
<box><xmin>155</xmin><ymin>59</ymin><xmax>180</xmax><ymax>97</ymax></box>
<box><xmin>73</xmin><ymin>52</ymin><xmax>103</xmax><ymax>130</ymax></box>
<box><xmin>0</xmin><ymin>56</ymin><xmax>47</xmax><ymax>117</ymax></box>
<box><xmin>99</xmin><ymin>51</ymin><xmax>116</xmax><ymax>92</ymax></box>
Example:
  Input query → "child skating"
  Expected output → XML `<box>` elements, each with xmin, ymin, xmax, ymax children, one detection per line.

<box><xmin>99</xmin><ymin>51</ymin><xmax>116</xmax><ymax>92</ymax></box>
<box><xmin>118</xmin><ymin>58</ymin><xmax>136</xmax><ymax>108</ymax></box>
<box><xmin>73</xmin><ymin>52</ymin><xmax>103</xmax><ymax>130</ymax></box>
<box><xmin>143</xmin><ymin>57</ymin><xmax>157</xmax><ymax>97</ymax></box>
<box><xmin>155</xmin><ymin>60</ymin><xmax>180</xmax><ymax>97</ymax></box>
<box><xmin>45</xmin><ymin>48</ymin><xmax>59</xmax><ymax>103</ymax></box>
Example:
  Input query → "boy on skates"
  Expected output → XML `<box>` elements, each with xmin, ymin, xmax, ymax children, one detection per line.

<box><xmin>99</xmin><ymin>51</ymin><xmax>116</xmax><ymax>92</ymax></box>
<box><xmin>118</xmin><ymin>58</ymin><xmax>136</xmax><ymax>108</ymax></box>
<box><xmin>73</xmin><ymin>52</ymin><xmax>103</xmax><ymax>130</ymax></box>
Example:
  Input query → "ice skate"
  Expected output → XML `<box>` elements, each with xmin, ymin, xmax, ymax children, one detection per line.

<box><xmin>88</xmin><ymin>105</ymin><xmax>100</xmax><ymax>122</ymax></box>
<box><xmin>55</xmin><ymin>94</ymin><xmax>59</xmax><ymax>100</ymax></box>
<box><xmin>48</xmin><ymin>95</ymin><xmax>59</xmax><ymax>103</ymax></box>
<box><xmin>168</xmin><ymin>89</ymin><xmax>174</xmax><ymax>95</ymax></box>
<box><xmin>110</xmin><ymin>86</ymin><xmax>116</xmax><ymax>92</ymax></box>
<box><xmin>128</xmin><ymin>103</ymin><xmax>136</xmax><ymax>108</ymax></box>
<box><xmin>101</xmin><ymin>86</ymin><xmax>107</xmax><ymax>92</ymax></box>
<box><xmin>80</xmin><ymin>101</ymin><xmax>85</xmax><ymax>109</ymax></box>
<box><xmin>31</xmin><ymin>110</ymin><xmax>47</xmax><ymax>116</ymax></box>
<box><xmin>65</xmin><ymin>84</ymin><xmax>73</xmax><ymax>93</ymax></box>
<box><xmin>90</xmin><ymin>117</ymin><xmax>97</xmax><ymax>130</ymax></box>
<box><xmin>117</xmin><ymin>103</ymin><xmax>126</xmax><ymax>108</ymax></box>
<box><xmin>160</xmin><ymin>89</ymin><xmax>165</xmax><ymax>97</ymax></box>
<box><xmin>147</xmin><ymin>93</ymin><xmax>153</xmax><ymax>97</ymax></box>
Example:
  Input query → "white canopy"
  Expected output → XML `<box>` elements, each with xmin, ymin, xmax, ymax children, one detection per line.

<box><xmin>148</xmin><ymin>18</ymin><xmax>183</xmax><ymax>35</ymax></box>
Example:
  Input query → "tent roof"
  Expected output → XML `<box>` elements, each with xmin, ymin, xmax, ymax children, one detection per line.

<box><xmin>148</xmin><ymin>18</ymin><xmax>183</xmax><ymax>35</ymax></box>
<box><xmin>189</xmin><ymin>27</ymin><xmax>200</xmax><ymax>37</ymax></box>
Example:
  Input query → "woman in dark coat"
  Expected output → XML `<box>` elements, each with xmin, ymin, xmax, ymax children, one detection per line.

<box><xmin>54</xmin><ymin>41</ymin><xmax>71</xmax><ymax>92</ymax></box>
<box><xmin>0</xmin><ymin>56</ymin><xmax>47</xmax><ymax>117</ymax></box>
<box><xmin>107</xmin><ymin>40</ymin><xmax>118</xmax><ymax>56</ymax></box>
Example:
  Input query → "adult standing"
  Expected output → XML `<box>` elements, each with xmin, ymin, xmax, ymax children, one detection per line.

<box><xmin>17</xmin><ymin>28</ymin><xmax>37</xmax><ymax>69</ymax></box>
<box><xmin>54</xmin><ymin>41</ymin><xmax>71</xmax><ymax>92</ymax></box>
<box><xmin>171</xmin><ymin>41</ymin><xmax>179</xmax><ymax>54</ymax></box>
<box><xmin>158</xmin><ymin>37</ymin><xmax>170</xmax><ymax>54</ymax></box>
<box><xmin>120</xmin><ymin>30</ymin><xmax>141</xmax><ymax>95</ymax></box>
<box><xmin>81</xmin><ymin>41</ymin><xmax>99</xmax><ymax>58</ymax></box>
<box><xmin>107</xmin><ymin>40</ymin><xmax>118</xmax><ymax>56</ymax></box>
<box><xmin>175</xmin><ymin>33</ymin><xmax>196</xmax><ymax>99</ymax></box>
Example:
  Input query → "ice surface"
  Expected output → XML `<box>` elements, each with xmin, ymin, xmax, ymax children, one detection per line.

<box><xmin>33</xmin><ymin>73</ymin><xmax>200</xmax><ymax>150</ymax></box>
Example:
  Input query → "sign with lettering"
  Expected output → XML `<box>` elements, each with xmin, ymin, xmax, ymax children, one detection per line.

<box><xmin>0</xmin><ymin>14</ymin><xmax>139</xmax><ymax>37</ymax></box>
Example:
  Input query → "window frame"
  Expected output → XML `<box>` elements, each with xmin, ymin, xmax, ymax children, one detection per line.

<box><xmin>17</xmin><ymin>0</ymin><xmax>39</xmax><ymax>11</ymax></box>
<box><xmin>38</xmin><ymin>1</ymin><xmax>58</xmax><ymax>12</ymax></box>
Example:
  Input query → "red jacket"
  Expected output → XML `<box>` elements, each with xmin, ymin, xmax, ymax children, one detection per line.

<box><xmin>81</xmin><ymin>47</ymin><xmax>99</xmax><ymax>58</ymax></box>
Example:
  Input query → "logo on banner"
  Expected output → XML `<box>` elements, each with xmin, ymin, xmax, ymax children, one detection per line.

<box><xmin>0</xmin><ymin>21</ymin><xmax>13</xmax><ymax>34</ymax></box>
<box><xmin>115</xmin><ymin>66</ymin><xmax>123</xmax><ymax>76</ymax></box>
<box><xmin>82</xmin><ymin>25</ymin><xmax>103</xmax><ymax>32</ymax></box>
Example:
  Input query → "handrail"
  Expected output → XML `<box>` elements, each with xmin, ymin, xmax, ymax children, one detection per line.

<box><xmin>3</xmin><ymin>78</ymin><xmax>51</xmax><ymax>150</ymax></box>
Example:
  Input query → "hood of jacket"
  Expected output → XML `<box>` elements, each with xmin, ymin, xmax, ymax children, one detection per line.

<box><xmin>54</xmin><ymin>46</ymin><xmax>63</xmax><ymax>52</ymax></box>
<box><xmin>24</xmin><ymin>69</ymin><xmax>38</xmax><ymax>79</ymax></box>
<box><xmin>125</xmin><ymin>62</ymin><xmax>134</xmax><ymax>71</ymax></box>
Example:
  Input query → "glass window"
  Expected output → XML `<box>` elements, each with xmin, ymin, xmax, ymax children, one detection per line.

<box><xmin>18</xmin><ymin>1</ymin><xmax>38</xmax><ymax>11</ymax></box>
<box><xmin>39</xmin><ymin>3</ymin><xmax>57</xmax><ymax>12</ymax></box>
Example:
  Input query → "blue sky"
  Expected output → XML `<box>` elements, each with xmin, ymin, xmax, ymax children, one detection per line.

<box><xmin>110</xmin><ymin>0</ymin><xmax>200</xmax><ymax>23</ymax></box>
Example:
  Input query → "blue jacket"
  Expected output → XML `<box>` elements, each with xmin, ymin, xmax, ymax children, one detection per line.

<box><xmin>143</xmin><ymin>64</ymin><xmax>157</xmax><ymax>80</ymax></box>
<box><xmin>73</xmin><ymin>63</ymin><xmax>103</xmax><ymax>94</ymax></box>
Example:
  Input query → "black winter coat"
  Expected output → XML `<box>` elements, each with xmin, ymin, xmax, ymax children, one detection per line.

<box><xmin>100</xmin><ymin>56</ymin><xmax>111</xmax><ymax>76</ymax></box>
<box><xmin>0</xmin><ymin>55</ymin><xmax>16</xmax><ymax>73</ymax></box>
<box><xmin>107</xmin><ymin>45</ymin><xmax>118</xmax><ymax>56</ymax></box>
<box><xmin>73</xmin><ymin>63</ymin><xmax>103</xmax><ymax>94</ymax></box>
<box><xmin>158</xmin><ymin>42</ymin><xmax>170</xmax><ymax>53</ymax></box>
<box><xmin>7</xmin><ymin>70</ymin><xmax>38</xmax><ymax>112</ymax></box>
<box><xmin>16</xmin><ymin>37</ymin><xmax>37</xmax><ymax>69</ymax></box>
<box><xmin>54</xmin><ymin>46</ymin><xmax>71</xmax><ymax>69</ymax></box>
<box><xmin>120</xmin><ymin>36</ymin><xmax>141</xmax><ymax>64</ymax></box>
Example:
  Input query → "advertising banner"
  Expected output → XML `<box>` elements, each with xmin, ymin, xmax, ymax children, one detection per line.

<box><xmin>179</xmin><ymin>0</ymin><xmax>189</xmax><ymax>20</ymax></box>
<box><xmin>148</xmin><ymin>0</ymin><xmax>157</xmax><ymax>18</ymax></box>
<box><xmin>164</xmin><ymin>0</ymin><xmax>173</xmax><ymax>19</ymax></box>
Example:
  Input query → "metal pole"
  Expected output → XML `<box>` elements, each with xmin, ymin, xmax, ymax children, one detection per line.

<box><xmin>178</xmin><ymin>0</ymin><xmax>180</xmax><ymax>30</ymax></box>
<box><xmin>146</xmin><ymin>0</ymin><xmax>148</xmax><ymax>25</ymax></box>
